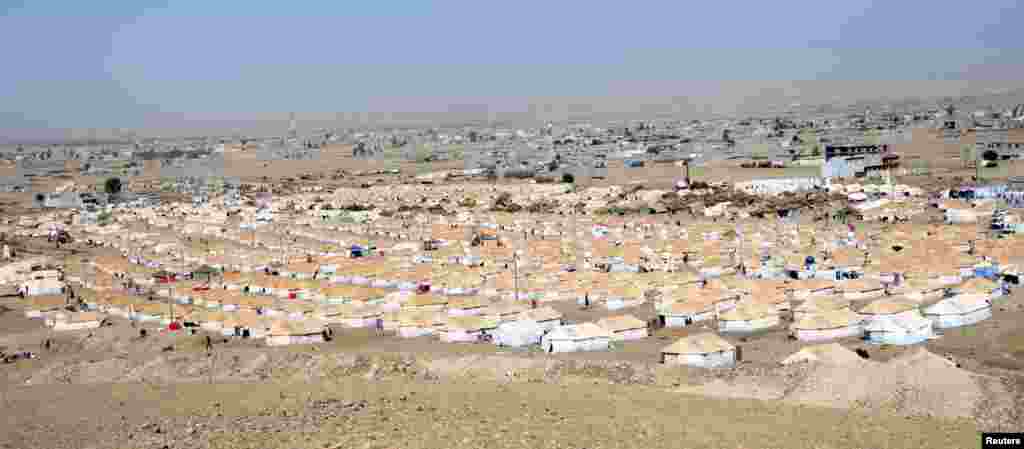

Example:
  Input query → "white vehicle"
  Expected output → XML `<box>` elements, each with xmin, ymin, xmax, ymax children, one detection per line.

<box><xmin>255</xmin><ymin>208</ymin><xmax>274</xmax><ymax>223</ymax></box>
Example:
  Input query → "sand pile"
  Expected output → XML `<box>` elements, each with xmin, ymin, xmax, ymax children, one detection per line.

<box><xmin>780</xmin><ymin>343</ymin><xmax>862</xmax><ymax>366</ymax></box>
<box><xmin>783</xmin><ymin>347</ymin><xmax>982</xmax><ymax>419</ymax></box>
<box><xmin>881</xmin><ymin>348</ymin><xmax>984</xmax><ymax>418</ymax></box>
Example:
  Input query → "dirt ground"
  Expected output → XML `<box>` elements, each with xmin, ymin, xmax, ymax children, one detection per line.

<box><xmin>11</xmin><ymin>139</ymin><xmax>1020</xmax><ymax>201</ymax></box>
<box><xmin>1</xmin><ymin>375</ymin><xmax>980</xmax><ymax>449</ymax></box>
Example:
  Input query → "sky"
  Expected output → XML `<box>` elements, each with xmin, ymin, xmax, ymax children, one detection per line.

<box><xmin>1</xmin><ymin>0</ymin><xmax>1023</xmax><ymax>140</ymax></box>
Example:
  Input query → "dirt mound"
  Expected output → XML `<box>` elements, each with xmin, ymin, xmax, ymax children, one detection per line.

<box><xmin>14</xmin><ymin>345</ymin><xmax>994</xmax><ymax>423</ymax></box>
<box><xmin>882</xmin><ymin>348</ymin><xmax>984</xmax><ymax>417</ymax></box>
<box><xmin>21</xmin><ymin>350</ymin><xmax>668</xmax><ymax>387</ymax></box>
<box><xmin>780</xmin><ymin>343</ymin><xmax>863</xmax><ymax>366</ymax></box>
<box><xmin>26</xmin><ymin>355</ymin><xmax>136</xmax><ymax>385</ymax></box>
<box><xmin>973</xmin><ymin>375</ymin><xmax>1024</xmax><ymax>432</ymax></box>
<box><xmin>783</xmin><ymin>347</ymin><xmax>982</xmax><ymax>419</ymax></box>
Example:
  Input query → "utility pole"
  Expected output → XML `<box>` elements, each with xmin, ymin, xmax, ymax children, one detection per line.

<box><xmin>168</xmin><ymin>281</ymin><xmax>173</xmax><ymax>326</ymax></box>
<box><xmin>976</xmin><ymin>147</ymin><xmax>982</xmax><ymax>183</ymax></box>
<box><xmin>513</xmin><ymin>252</ymin><xmax>519</xmax><ymax>302</ymax></box>
<box><xmin>571</xmin><ymin>209</ymin><xmax>578</xmax><ymax>272</ymax></box>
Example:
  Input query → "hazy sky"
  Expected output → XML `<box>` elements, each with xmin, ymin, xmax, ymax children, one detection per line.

<box><xmin>2</xmin><ymin>0</ymin><xmax>1023</xmax><ymax>140</ymax></box>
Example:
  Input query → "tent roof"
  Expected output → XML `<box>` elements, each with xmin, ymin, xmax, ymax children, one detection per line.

<box><xmin>859</xmin><ymin>298</ymin><xmax>918</xmax><ymax>315</ymax></box>
<box><xmin>662</xmin><ymin>333</ymin><xmax>734</xmax><ymax>355</ymax></box>
<box><xmin>791</xmin><ymin>308</ymin><xmax>864</xmax><ymax>330</ymax></box>
<box><xmin>546</xmin><ymin>322</ymin><xmax>611</xmax><ymax>340</ymax></box>
<box><xmin>269</xmin><ymin>319</ymin><xmax>325</xmax><ymax>336</ymax></box>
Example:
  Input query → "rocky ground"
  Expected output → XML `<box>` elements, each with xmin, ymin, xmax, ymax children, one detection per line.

<box><xmin>2</xmin><ymin>376</ymin><xmax>981</xmax><ymax>449</ymax></box>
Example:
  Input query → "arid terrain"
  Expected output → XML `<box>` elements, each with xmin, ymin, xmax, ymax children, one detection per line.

<box><xmin>5</xmin><ymin>3</ymin><xmax>1024</xmax><ymax>446</ymax></box>
<box><xmin>2</xmin><ymin>275</ymin><xmax>1022</xmax><ymax>448</ymax></box>
<box><xmin>2</xmin><ymin>141</ymin><xmax>1023</xmax><ymax>449</ymax></box>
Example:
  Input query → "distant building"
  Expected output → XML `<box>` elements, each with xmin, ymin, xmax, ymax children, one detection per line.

<box><xmin>1009</xmin><ymin>176</ymin><xmax>1024</xmax><ymax>190</ymax></box>
<box><xmin>735</xmin><ymin>177</ymin><xmax>824</xmax><ymax>196</ymax></box>
<box><xmin>37</xmin><ymin>192</ymin><xmax>83</xmax><ymax>209</ymax></box>
<box><xmin>962</xmin><ymin>128</ymin><xmax>1024</xmax><ymax>159</ymax></box>
<box><xmin>76</xmin><ymin>206</ymin><xmax>103</xmax><ymax>226</ymax></box>
<box><xmin>821</xmin><ymin>144</ymin><xmax>899</xmax><ymax>179</ymax></box>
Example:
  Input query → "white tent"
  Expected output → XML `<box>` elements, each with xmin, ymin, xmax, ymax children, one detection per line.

<box><xmin>923</xmin><ymin>295</ymin><xmax>992</xmax><ymax>329</ymax></box>
<box><xmin>22</xmin><ymin>278</ymin><xmax>65</xmax><ymax>296</ymax></box>
<box><xmin>492</xmin><ymin>320</ymin><xmax>545</xmax><ymax>347</ymax></box>
<box><xmin>661</xmin><ymin>333</ymin><xmax>737</xmax><ymax>368</ymax></box>
<box><xmin>863</xmin><ymin>312</ymin><xmax>935</xmax><ymax>345</ymax></box>
<box><xmin>540</xmin><ymin>323</ymin><xmax>611</xmax><ymax>353</ymax></box>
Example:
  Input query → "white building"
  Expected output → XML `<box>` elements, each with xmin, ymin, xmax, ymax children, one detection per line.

<box><xmin>47</xmin><ymin>311</ymin><xmax>102</xmax><ymax>331</ymax></box>
<box><xmin>541</xmin><ymin>323</ymin><xmax>612</xmax><ymax>353</ymax></box>
<box><xmin>492</xmin><ymin>320</ymin><xmax>546</xmax><ymax>347</ymax></box>
<box><xmin>718</xmin><ymin>302</ymin><xmax>781</xmax><ymax>334</ymax></box>
<box><xmin>859</xmin><ymin>298</ymin><xmax>934</xmax><ymax>345</ymax></box>
<box><xmin>734</xmin><ymin>177</ymin><xmax>824</xmax><ymax>196</ymax></box>
<box><xmin>440</xmin><ymin>316</ymin><xmax>499</xmax><ymax>343</ymax></box>
<box><xmin>265</xmin><ymin>320</ymin><xmax>326</xmax><ymax>346</ymax></box>
<box><xmin>595</xmin><ymin>315</ymin><xmax>648</xmax><ymax>341</ymax></box>
<box><xmin>790</xmin><ymin>308</ymin><xmax>865</xmax><ymax>342</ymax></box>
<box><xmin>661</xmin><ymin>333</ymin><xmax>737</xmax><ymax>368</ymax></box>
<box><xmin>923</xmin><ymin>295</ymin><xmax>992</xmax><ymax>329</ymax></box>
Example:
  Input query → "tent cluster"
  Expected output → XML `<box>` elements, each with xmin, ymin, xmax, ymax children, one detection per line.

<box><xmin>2</xmin><ymin>179</ymin><xmax>1021</xmax><ymax>365</ymax></box>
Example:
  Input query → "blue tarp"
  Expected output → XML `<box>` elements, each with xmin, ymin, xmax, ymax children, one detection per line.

<box><xmin>975</xmin><ymin>267</ymin><xmax>999</xmax><ymax>279</ymax></box>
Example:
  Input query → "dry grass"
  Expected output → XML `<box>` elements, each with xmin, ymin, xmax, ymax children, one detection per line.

<box><xmin>1</xmin><ymin>378</ymin><xmax>977</xmax><ymax>449</ymax></box>
<box><xmin>1003</xmin><ymin>330</ymin><xmax>1024</xmax><ymax>359</ymax></box>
